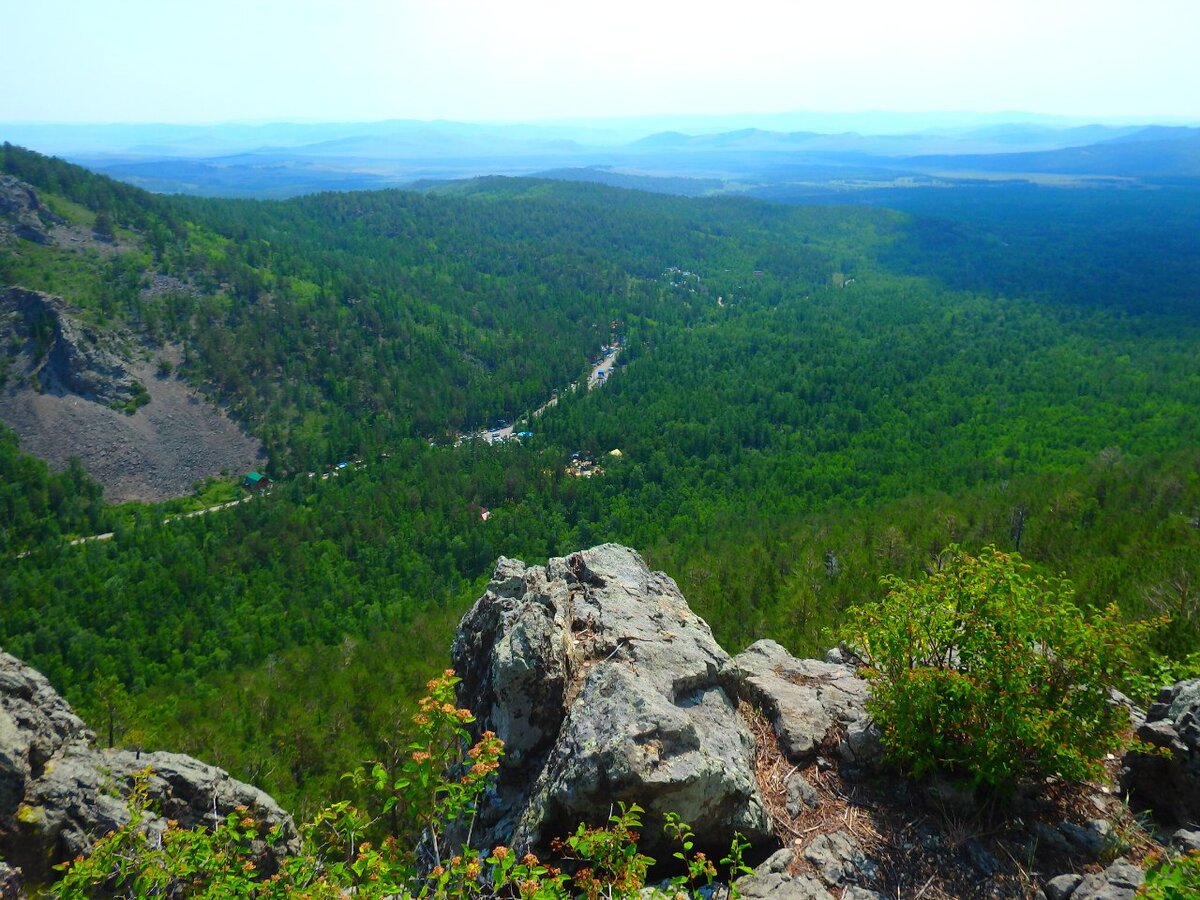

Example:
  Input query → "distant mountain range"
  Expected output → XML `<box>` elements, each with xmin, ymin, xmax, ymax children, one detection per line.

<box><xmin>901</xmin><ymin>127</ymin><xmax>1200</xmax><ymax>178</ymax></box>
<box><xmin>4</xmin><ymin>115</ymin><xmax>1198</xmax><ymax>198</ymax></box>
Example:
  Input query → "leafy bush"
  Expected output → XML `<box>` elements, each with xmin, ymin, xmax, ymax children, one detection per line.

<box><xmin>843</xmin><ymin>546</ymin><xmax>1156</xmax><ymax>794</ymax></box>
<box><xmin>49</xmin><ymin>671</ymin><xmax>752</xmax><ymax>899</ymax></box>
<box><xmin>1139</xmin><ymin>850</ymin><xmax>1200</xmax><ymax>899</ymax></box>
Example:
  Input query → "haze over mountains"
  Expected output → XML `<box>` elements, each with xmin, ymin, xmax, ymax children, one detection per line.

<box><xmin>6</xmin><ymin>112</ymin><xmax>1199</xmax><ymax>199</ymax></box>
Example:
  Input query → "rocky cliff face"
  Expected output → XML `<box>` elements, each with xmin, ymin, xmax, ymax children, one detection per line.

<box><xmin>0</xmin><ymin>285</ymin><xmax>264</xmax><ymax>502</ymax></box>
<box><xmin>0</xmin><ymin>287</ymin><xmax>144</xmax><ymax>407</ymax></box>
<box><xmin>0</xmin><ymin>176</ymin><xmax>58</xmax><ymax>245</ymax></box>
<box><xmin>0</xmin><ymin>650</ymin><xmax>297</xmax><ymax>890</ymax></box>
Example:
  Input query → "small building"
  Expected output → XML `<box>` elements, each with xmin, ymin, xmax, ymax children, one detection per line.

<box><xmin>242</xmin><ymin>472</ymin><xmax>270</xmax><ymax>492</ymax></box>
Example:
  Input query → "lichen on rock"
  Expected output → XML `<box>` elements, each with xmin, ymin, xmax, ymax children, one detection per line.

<box><xmin>452</xmin><ymin>543</ymin><xmax>772</xmax><ymax>861</ymax></box>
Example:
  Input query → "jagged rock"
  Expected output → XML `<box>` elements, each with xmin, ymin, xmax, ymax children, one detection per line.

<box><xmin>785</xmin><ymin>773</ymin><xmax>819</xmax><ymax>817</ymax></box>
<box><xmin>0</xmin><ymin>288</ymin><xmax>143</xmax><ymax>407</ymax></box>
<box><xmin>0</xmin><ymin>860</ymin><xmax>22</xmax><ymax>897</ymax></box>
<box><xmin>734</xmin><ymin>871</ymin><xmax>833</xmax><ymax>900</ymax></box>
<box><xmin>452</xmin><ymin>545</ymin><xmax>771</xmax><ymax>861</ymax></box>
<box><xmin>1044</xmin><ymin>873</ymin><xmax>1083</xmax><ymax>900</ymax></box>
<box><xmin>757</xmin><ymin>848</ymin><xmax>795</xmax><ymax>874</ymax></box>
<box><xmin>822</xmin><ymin>647</ymin><xmax>847</xmax><ymax>666</ymax></box>
<box><xmin>1062</xmin><ymin>859</ymin><xmax>1144</xmax><ymax>900</ymax></box>
<box><xmin>1173</xmin><ymin>827</ymin><xmax>1200</xmax><ymax>852</ymax></box>
<box><xmin>1122</xmin><ymin>678</ymin><xmax>1200</xmax><ymax>823</ymax></box>
<box><xmin>840</xmin><ymin>720</ymin><xmax>882</xmax><ymax>767</ymax></box>
<box><xmin>0</xmin><ymin>650</ymin><xmax>94</xmax><ymax>821</ymax></box>
<box><xmin>0</xmin><ymin>175</ymin><xmax>57</xmax><ymax>245</ymax></box>
<box><xmin>839</xmin><ymin>889</ymin><xmax>885</xmax><ymax>900</ymax></box>
<box><xmin>965</xmin><ymin>838</ymin><xmax>1001</xmax><ymax>877</ymax></box>
<box><xmin>1031</xmin><ymin>822</ymin><xmax>1074</xmax><ymax>858</ymax></box>
<box><xmin>802</xmin><ymin>830</ymin><xmax>878</xmax><ymax>888</ymax></box>
<box><xmin>1057</xmin><ymin>820</ymin><xmax>1112</xmax><ymax>859</ymax></box>
<box><xmin>0</xmin><ymin>649</ymin><xmax>297</xmax><ymax>885</ymax></box>
<box><xmin>731</xmin><ymin>640</ymin><xmax>873</xmax><ymax>765</ymax></box>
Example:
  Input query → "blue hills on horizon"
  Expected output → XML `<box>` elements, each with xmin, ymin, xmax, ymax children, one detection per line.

<box><xmin>5</xmin><ymin>114</ymin><xmax>1199</xmax><ymax>199</ymax></box>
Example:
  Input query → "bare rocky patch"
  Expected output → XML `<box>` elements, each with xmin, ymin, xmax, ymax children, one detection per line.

<box><xmin>0</xmin><ymin>288</ymin><xmax>263</xmax><ymax>503</ymax></box>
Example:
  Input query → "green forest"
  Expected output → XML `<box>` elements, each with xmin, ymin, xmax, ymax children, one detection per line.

<box><xmin>2</xmin><ymin>144</ymin><xmax>1199</xmax><ymax>815</ymax></box>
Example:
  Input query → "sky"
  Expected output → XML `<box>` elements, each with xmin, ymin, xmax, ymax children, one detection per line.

<box><xmin>2</xmin><ymin>0</ymin><xmax>1199</xmax><ymax>125</ymax></box>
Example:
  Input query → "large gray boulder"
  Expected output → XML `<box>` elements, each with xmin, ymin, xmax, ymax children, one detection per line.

<box><xmin>1122</xmin><ymin>678</ymin><xmax>1200</xmax><ymax>823</ymax></box>
<box><xmin>0</xmin><ymin>650</ymin><xmax>297</xmax><ymax>885</ymax></box>
<box><xmin>451</xmin><ymin>544</ymin><xmax>772</xmax><ymax>860</ymax></box>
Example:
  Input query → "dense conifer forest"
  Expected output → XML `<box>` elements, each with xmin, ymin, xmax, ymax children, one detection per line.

<box><xmin>2</xmin><ymin>144</ymin><xmax>1198</xmax><ymax>814</ymax></box>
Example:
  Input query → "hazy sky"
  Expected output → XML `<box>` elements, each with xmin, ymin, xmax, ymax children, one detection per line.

<box><xmin>3</xmin><ymin>0</ymin><xmax>1198</xmax><ymax>124</ymax></box>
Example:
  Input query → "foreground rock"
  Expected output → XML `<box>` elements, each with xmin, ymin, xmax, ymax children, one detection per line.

<box><xmin>1043</xmin><ymin>859</ymin><xmax>1145</xmax><ymax>900</ymax></box>
<box><xmin>452</xmin><ymin>543</ymin><xmax>772</xmax><ymax>860</ymax></box>
<box><xmin>2</xmin><ymin>545</ymin><xmax>1179</xmax><ymax>898</ymax></box>
<box><xmin>1122</xmin><ymin>678</ymin><xmax>1200</xmax><ymax>823</ymax></box>
<box><xmin>0</xmin><ymin>649</ymin><xmax>297</xmax><ymax>886</ymax></box>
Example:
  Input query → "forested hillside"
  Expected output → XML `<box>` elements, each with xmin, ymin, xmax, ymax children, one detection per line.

<box><xmin>2</xmin><ymin>146</ymin><xmax>1198</xmax><ymax>814</ymax></box>
<box><xmin>3</xmin><ymin>144</ymin><xmax>839</xmax><ymax>471</ymax></box>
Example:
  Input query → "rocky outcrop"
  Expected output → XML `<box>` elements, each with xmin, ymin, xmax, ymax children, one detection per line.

<box><xmin>0</xmin><ymin>650</ymin><xmax>297</xmax><ymax>886</ymax></box>
<box><xmin>0</xmin><ymin>176</ymin><xmax>57</xmax><ymax>245</ymax></box>
<box><xmin>1042</xmin><ymin>859</ymin><xmax>1145</xmax><ymax>900</ymax></box>
<box><xmin>452</xmin><ymin>544</ymin><xmax>772</xmax><ymax>861</ymax></box>
<box><xmin>736</xmin><ymin>849</ymin><xmax>836</xmax><ymax>900</ymax></box>
<box><xmin>731</xmin><ymin>640</ymin><xmax>879</xmax><ymax>768</ymax></box>
<box><xmin>1122</xmin><ymin>678</ymin><xmax>1200</xmax><ymax>823</ymax></box>
<box><xmin>2</xmin><ymin>545</ymin><xmax>1180</xmax><ymax>897</ymax></box>
<box><xmin>0</xmin><ymin>288</ymin><xmax>144</xmax><ymax>408</ymax></box>
<box><xmin>451</xmin><ymin>545</ymin><xmax>1182</xmax><ymax>898</ymax></box>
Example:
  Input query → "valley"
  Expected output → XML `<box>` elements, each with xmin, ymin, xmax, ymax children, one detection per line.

<box><xmin>0</xmin><ymin>140</ymin><xmax>1199</xmax><ymax>887</ymax></box>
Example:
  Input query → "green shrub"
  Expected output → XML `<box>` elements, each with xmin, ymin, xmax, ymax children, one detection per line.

<box><xmin>49</xmin><ymin>671</ymin><xmax>750</xmax><ymax>899</ymax></box>
<box><xmin>843</xmin><ymin>546</ymin><xmax>1156</xmax><ymax>794</ymax></box>
<box><xmin>1139</xmin><ymin>850</ymin><xmax>1200</xmax><ymax>899</ymax></box>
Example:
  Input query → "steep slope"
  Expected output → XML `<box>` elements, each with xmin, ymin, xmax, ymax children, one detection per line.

<box><xmin>3</xmin><ymin>145</ymin><xmax>849</xmax><ymax>476</ymax></box>
<box><xmin>0</xmin><ymin>170</ymin><xmax>264</xmax><ymax>501</ymax></box>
